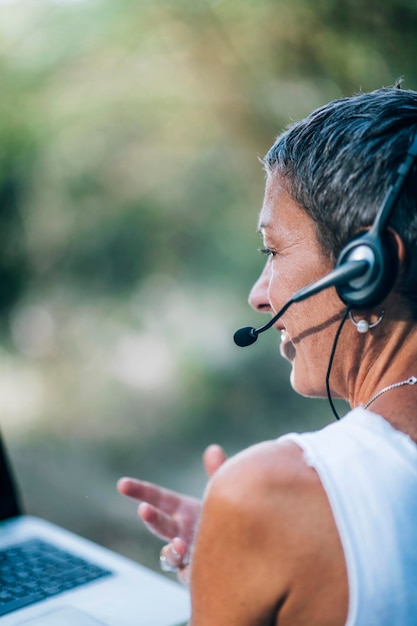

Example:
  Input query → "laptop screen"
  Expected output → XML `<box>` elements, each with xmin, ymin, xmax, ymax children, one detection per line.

<box><xmin>0</xmin><ymin>431</ymin><xmax>22</xmax><ymax>521</ymax></box>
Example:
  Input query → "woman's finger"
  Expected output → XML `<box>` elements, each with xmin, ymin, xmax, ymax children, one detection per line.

<box><xmin>203</xmin><ymin>444</ymin><xmax>227</xmax><ymax>477</ymax></box>
<box><xmin>138</xmin><ymin>502</ymin><xmax>179</xmax><ymax>541</ymax></box>
<box><xmin>117</xmin><ymin>477</ymin><xmax>185</xmax><ymax>514</ymax></box>
<box><xmin>159</xmin><ymin>538</ymin><xmax>189</xmax><ymax>575</ymax></box>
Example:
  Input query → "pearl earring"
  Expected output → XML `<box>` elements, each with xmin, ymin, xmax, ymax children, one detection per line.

<box><xmin>349</xmin><ymin>309</ymin><xmax>385</xmax><ymax>333</ymax></box>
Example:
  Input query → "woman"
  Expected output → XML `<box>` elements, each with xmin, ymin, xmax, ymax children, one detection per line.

<box><xmin>118</xmin><ymin>86</ymin><xmax>417</xmax><ymax>625</ymax></box>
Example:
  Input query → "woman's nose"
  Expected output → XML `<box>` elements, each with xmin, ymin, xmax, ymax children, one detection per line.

<box><xmin>248</xmin><ymin>261</ymin><xmax>272</xmax><ymax>313</ymax></box>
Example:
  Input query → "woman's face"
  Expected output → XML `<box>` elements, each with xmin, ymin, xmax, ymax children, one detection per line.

<box><xmin>249</xmin><ymin>174</ymin><xmax>348</xmax><ymax>399</ymax></box>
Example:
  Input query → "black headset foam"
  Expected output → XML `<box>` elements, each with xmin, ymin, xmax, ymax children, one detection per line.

<box><xmin>335</xmin><ymin>230</ymin><xmax>399</xmax><ymax>308</ymax></box>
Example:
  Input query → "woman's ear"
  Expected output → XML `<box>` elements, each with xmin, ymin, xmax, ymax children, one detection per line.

<box><xmin>388</xmin><ymin>227</ymin><xmax>407</xmax><ymax>268</ymax></box>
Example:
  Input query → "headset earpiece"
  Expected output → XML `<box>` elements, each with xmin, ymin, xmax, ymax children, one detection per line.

<box><xmin>335</xmin><ymin>229</ymin><xmax>399</xmax><ymax>309</ymax></box>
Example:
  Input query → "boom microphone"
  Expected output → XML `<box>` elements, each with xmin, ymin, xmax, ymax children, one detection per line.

<box><xmin>233</xmin><ymin>259</ymin><xmax>369</xmax><ymax>347</ymax></box>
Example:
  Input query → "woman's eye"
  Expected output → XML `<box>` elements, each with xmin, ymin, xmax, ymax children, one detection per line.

<box><xmin>258</xmin><ymin>247</ymin><xmax>276</xmax><ymax>258</ymax></box>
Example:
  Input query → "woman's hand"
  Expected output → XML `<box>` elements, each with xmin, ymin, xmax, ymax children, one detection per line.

<box><xmin>117</xmin><ymin>444</ymin><xmax>227</xmax><ymax>584</ymax></box>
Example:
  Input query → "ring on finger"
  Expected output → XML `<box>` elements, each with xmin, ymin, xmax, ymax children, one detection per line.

<box><xmin>159</xmin><ymin>553</ymin><xmax>178</xmax><ymax>573</ymax></box>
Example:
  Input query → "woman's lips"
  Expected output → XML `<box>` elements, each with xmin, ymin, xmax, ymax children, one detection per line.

<box><xmin>280</xmin><ymin>330</ymin><xmax>296</xmax><ymax>362</ymax></box>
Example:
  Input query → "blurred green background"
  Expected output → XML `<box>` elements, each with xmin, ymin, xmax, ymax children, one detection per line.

<box><xmin>1</xmin><ymin>0</ymin><xmax>417</xmax><ymax>572</ymax></box>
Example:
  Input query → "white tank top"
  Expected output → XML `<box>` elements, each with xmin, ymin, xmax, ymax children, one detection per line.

<box><xmin>280</xmin><ymin>407</ymin><xmax>417</xmax><ymax>626</ymax></box>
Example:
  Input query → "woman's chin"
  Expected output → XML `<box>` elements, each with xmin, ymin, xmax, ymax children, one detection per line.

<box><xmin>289</xmin><ymin>367</ymin><xmax>327</xmax><ymax>399</ymax></box>
<box><xmin>282</xmin><ymin>337</ymin><xmax>327</xmax><ymax>398</ymax></box>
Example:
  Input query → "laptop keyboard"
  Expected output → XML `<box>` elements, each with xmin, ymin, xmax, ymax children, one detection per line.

<box><xmin>0</xmin><ymin>538</ymin><xmax>113</xmax><ymax>617</ymax></box>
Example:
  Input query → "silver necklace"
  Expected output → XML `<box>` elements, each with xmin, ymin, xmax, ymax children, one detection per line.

<box><xmin>363</xmin><ymin>376</ymin><xmax>417</xmax><ymax>409</ymax></box>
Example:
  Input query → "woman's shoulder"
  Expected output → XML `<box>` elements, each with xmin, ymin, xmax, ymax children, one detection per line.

<box><xmin>206</xmin><ymin>438</ymin><xmax>320</xmax><ymax>507</ymax></box>
<box><xmin>202</xmin><ymin>437</ymin><xmax>328</xmax><ymax>559</ymax></box>
<box><xmin>192</xmin><ymin>438</ymin><xmax>348</xmax><ymax>625</ymax></box>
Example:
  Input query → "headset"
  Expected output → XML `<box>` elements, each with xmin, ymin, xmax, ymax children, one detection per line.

<box><xmin>234</xmin><ymin>132</ymin><xmax>417</xmax><ymax>349</ymax></box>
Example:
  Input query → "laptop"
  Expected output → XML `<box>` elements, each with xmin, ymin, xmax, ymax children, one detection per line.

<box><xmin>0</xmin><ymin>432</ymin><xmax>190</xmax><ymax>625</ymax></box>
